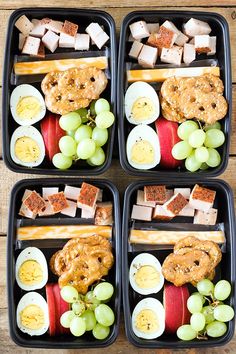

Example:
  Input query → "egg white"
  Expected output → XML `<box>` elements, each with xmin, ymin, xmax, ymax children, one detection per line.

<box><xmin>10</xmin><ymin>84</ymin><xmax>46</xmax><ymax>126</ymax></box>
<box><xmin>129</xmin><ymin>253</ymin><xmax>164</xmax><ymax>295</ymax></box>
<box><xmin>15</xmin><ymin>247</ymin><xmax>48</xmax><ymax>291</ymax></box>
<box><xmin>126</xmin><ymin>124</ymin><xmax>160</xmax><ymax>169</ymax></box>
<box><xmin>16</xmin><ymin>292</ymin><xmax>49</xmax><ymax>336</ymax></box>
<box><xmin>125</xmin><ymin>82</ymin><xmax>160</xmax><ymax>125</ymax></box>
<box><xmin>10</xmin><ymin>126</ymin><xmax>45</xmax><ymax>167</ymax></box>
<box><xmin>132</xmin><ymin>298</ymin><xmax>165</xmax><ymax>339</ymax></box>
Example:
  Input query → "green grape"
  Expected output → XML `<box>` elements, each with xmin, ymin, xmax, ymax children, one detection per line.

<box><xmin>172</xmin><ymin>141</ymin><xmax>193</xmax><ymax>160</ymax></box>
<box><xmin>70</xmin><ymin>316</ymin><xmax>86</xmax><ymax>337</ymax></box>
<box><xmin>85</xmin><ymin>291</ymin><xmax>101</xmax><ymax>310</ymax></box>
<box><xmin>59</xmin><ymin>112</ymin><xmax>81</xmax><ymax>131</ymax></box>
<box><xmin>206</xmin><ymin>321</ymin><xmax>227</xmax><ymax>337</ymax></box>
<box><xmin>72</xmin><ymin>300</ymin><xmax>86</xmax><ymax>316</ymax></box>
<box><xmin>77</xmin><ymin>138</ymin><xmax>96</xmax><ymax>159</ymax></box>
<box><xmin>204</xmin><ymin>129</ymin><xmax>225</xmax><ymax>148</ymax></box>
<box><xmin>90</xmin><ymin>100</ymin><xmax>97</xmax><ymax>116</ymax></box>
<box><xmin>95</xmin><ymin>111</ymin><xmax>115</xmax><ymax>129</ymax></box>
<box><xmin>59</xmin><ymin>136</ymin><xmax>77</xmax><ymax>157</ymax></box>
<box><xmin>188</xmin><ymin>129</ymin><xmax>206</xmax><ymax>148</ymax></box>
<box><xmin>214</xmin><ymin>280</ymin><xmax>232</xmax><ymax>301</ymax></box>
<box><xmin>185</xmin><ymin>152</ymin><xmax>202</xmax><ymax>172</ymax></box>
<box><xmin>214</xmin><ymin>305</ymin><xmax>234</xmax><ymax>322</ymax></box>
<box><xmin>204</xmin><ymin>122</ymin><xmax>221</xmax><ymax>131</ymax></box>
<box><xmin>202</xmin><ymin>306</ymin><xmax>215</xmax><ymax>324</ymax></box>
<box><xmin>52</xmin><ymin>153</ymin><xmax>72</xmax><ymax>169</ymax></box>
<box><xmin>87</xmin><ymin>147</ymin><xmax>105</xmax><ymax>166</ymax></box>
<box><xmin>92</xmin><ymin>127</ymin><xmax>108</xmax><ymax>147</ymax></box>
<box><xmin>177</xmin><ymin>324</ymin><xmax>197</xmax><ymax>341</ymax></box>
<box><xmin>81</xmin><ymin>309</ymin><xmax>97</xmax><ymax>331</ymax></box>
<box><xmin>76</xmin><ymin>108</ymin><xmax>89</xmax><ymax>123</ymax></box>
<box><xmin>94</xmin><ymin>282</ymin><xmax>114</xmax><ymax>301</ymax></box>
<box><xmin>200</xmin><ymin>162</ymin><xmax>209</xmax><ymax>170</ymax></box>
<box><xmin>177</xmin><ymin>120</ymin><xmax>199</xmax><ymax>140</ymax></box>
<box><xmin>74</xmin><ymin>125</ymin><xmax>92</xmax><ymax>143</ymax></box>
<box><xmin>95</xmin><ymin>98</ymin><xmax>110</xmax><ymax>114</ymax></box>
<box><xmin>95</xmin><ymin>304</ymin><xmax>115</xmax><ymax>326</ymax></box>
<box><xmin>206</xmin><ymin>148</ymin><xmax>221</xmax><ymax>167</ymax></box>
<box><xmin>190</xmin><ymin>312</ymin><xmax>206</xmax><ymax>332</ymax></box>
<box><xmin>60</xmin><ymin>310</ymin><xmax>76</xmax><ymax>328</ymax></box>
<box><xmin>197</xmin><ymin>279</ymin><xmax>214</xmax><ymax>296</ymax></box>
<box><xmin>195</xmin><ymin>146</ymin><xmax>209</xmax><ymax>163</ymax></box>
<box><xmin>92</xmin><ymin>323</ymin><xmax>110</xmax><ymax>340</ymax></box>
<box><xmin>67</xmin><ymin>130</ymin><xmax>76</xmax><ymax>138</ymax></box>
<box><xmin>192</xmin><ymin>292</ymin><xmax>205</xmax><ymax>305</ymax></box>
<box><xmin>187</xmin><ymin>294</ymin><xmax>203</xmax><ymax>314</ymax></box>
<box><xmin>61</xmin><ymin>285</ymin><xmax>79</xmax><ymax>303</ymax></box>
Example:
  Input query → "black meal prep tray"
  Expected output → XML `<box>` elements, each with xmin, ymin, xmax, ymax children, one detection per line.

<box><xmin>7</xmin><ymin>178</ymin><xmax>121</xmax><ymax>349</ymax></box>
<box><xmin>2</xmin><ymin>8</ymin><xmax>117</xmax><ymax>175</ymax></box>
<box><xmin>117</xmin><ymin>11</ymin><xmax>232</xmax><ymax>178</ymax></box>
<box><xmin>122</xmin><ymin>179</ymin><xmax>236</xmax><ymax>349</ymax></box>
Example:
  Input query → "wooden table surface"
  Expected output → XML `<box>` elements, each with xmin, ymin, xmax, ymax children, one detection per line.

<box><xmin>1</xmin><ymin>1</ymin><xmax>236</xmax><ymax>353</ymax></box>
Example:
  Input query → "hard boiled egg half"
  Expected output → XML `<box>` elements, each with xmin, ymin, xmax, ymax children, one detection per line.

<box><xmin>129</xmin><ymin>253</ymin><xmax>164</xmax><ymax>295</ymax></box>
<box><xmin>16</xmin><ymin>292</ymin><xmax>49</xmax><ymax>336</ymax></box>
<box><xmin>10</xmin><ymin>84</ymin><xmax>46</xmax><ymax>126</ymax></box>
<box><xmin>15</xmin><ymin>247</ymin><xmax>48</xmax><ymax>291</ymax></box>
<box><xmin>132</xmin><ymin>298</ymin><xmax>165</xmax><ymax>339</ymax></box>
<box><xmin>126</xmin><ymin>124</ymin><xmax>160</xmax><ymax>169</ymax></box>
<box><xmin>10</xmin><ymin>126</ymin><xmax>45</xmax><ymax>167</ymax></box>
<box><xmin>125</xmin><ymin>82</ymin><xmax>160</xmax><ymax>125</ymax></box>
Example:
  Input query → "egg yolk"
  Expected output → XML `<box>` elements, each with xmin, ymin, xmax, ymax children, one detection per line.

<box><xmin>20</xmin><ymin>304</ymin><xmax>45</xmax><ymax>330</ymax></box>
<box><xmin>131</xmin><ymin>97</ymin><xmax>155</xmax><ymax>122</ymax></box>
<box><xmin>18</xmin><ymin>260</ymin><xmax>43</xmax><ymax>285</ymax></box>
<box><xmin>135</xmin><ymin>309</ymin><xmax>159</xmax><ymax>334</ymax></box>
<box><xmin>135</xmin><ymin>265</ymin><xmax>160</xmax><ymax>289</ymax></box>
<box><xmin>14</xmin><ymin>136</ymin><xmax>40</xmax><ymax>163</ymax></box>
<box><xmin>16</xmin><ymin>96</ymin><xmax>41</xmax><ymax>120</ymax></box>
<box><xmin>131</xmin><ymin>140</ymin><xmax>154</xmax><ymax>165</ymax></box>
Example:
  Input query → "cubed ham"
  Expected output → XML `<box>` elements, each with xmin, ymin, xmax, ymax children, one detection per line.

<box><xmin>77</xmin><ymin>183</ymin><xmax>99</xmax><ymax>212</ymax></box>
<box><xmin>129</xmin><ymin>21</ymin><xmax>150</xmax><ymax>40</ymax></box>
<box><xmin>59</xmin><ymin>32</ymin><xmax>75</xmax><ymax>48</ymax></box>
<box><xmin>129</xmin><ymin>41</ymin><xmax>144</xmax><ymax>59</ymax></box>
<box><xmin>153</xmin><ymin>205</ymin><xmax>173</xmax><ymax>220</ymax></box>
<box><xmin>22</xmin><ymin>36</ymin><xmax>41</xmax><ymax>55</ymax></box>
<box><xmin>30</xmin><ymin>42</ymin><xmax>45</xmax><ymax>58</ymax></box>
<box><xmin>194</xmin><ymin>208</ymin><xmax>218</xmax><ymax>225</ymax></box>
<box><xmin>60</xmin><ymin>200</ymin><xmax>77</xmax><ymax>217</ymax></box>
<box><xmin>189</xmin><ymin>184</ymin><xmax>216</xmax><ymax>212</ymax></box>
<box><xmin>160</xmin><ymin>45</ymin><xmax>183</xmax><ymax>65</ymax></box>
<box><xmin>138</xmin><ymin>44</ymin><xmax>158</xmax><ymax>68</ymax></box>
<box><xmin>38</xmin><ymin>202</ymin><xmax>55</xmax><ymax>217</ymax></box>
<box><xmin>22</xmin><ymin>189</ymin><xmax>32</xmax><ymax>202</ymax></box>
<box><xmin>64</xmin><ymin>185</ymin><xmax>81</xmax><ymax>201</ymax></box>
<box><xmin>195</xmin><ymin>35</ymin><xmax>211</xmax><ymax>53</ymax></box>
<box><xmin>136</xmin><ymin>190</ymin><xmax>156</xmax><ymax>208</ymax></box>
<box><xmin>48</xmin><ymin>192</ymin><xmax>68</xmax><ymax>213</ymax></box>
<box><xmin>15</xmin><ymin>15</ymin><xmax>34</xmax><ymax>35</ymax></box>
<box><xmin>166</xmin><ymin>189</ymin><xmax>174</xmax><ymax>201</ymax></box>
<box><xmin>95</xmin><ymin>202</ymin><xmax>113</xmax><ymax>225</ymax></box>
<box><xmin>183</xmin><ymin>43</ymin><xmax>196</xmax><ymax>64</ymax></box>
<box><xmin>131</xmin><ymin>205</ymin><xmax>153</xmax><ymax>221</ymax></box>
<box><xmin>151</xmin><ymin>25</ymin><xmax>178</xmax><ymax>49</ymax></box>
<box><xmin>42</xmin><ymin>30</ymin><xmax>59</xmax><ymax>52</ymax></box>
<box><xmin>207</xmin><ymin>36</ymin><xmax>217</xmax><ymax>56</ymax></box>
<box><xmin>74</xmin><ymin>33</ymin><xmax>90</xmax><ymax>50</ymax></box>
<box><xmin>183</xmin><ymin>18</ymin><xmax>211</xmax><ymax>37</ymax></box>
<box><xmin>62</xmin><ymin>20</ymin><xmax>78</xmax><ymax>37</ymax></box>
<box><xmin>23</xmin><ymin>190</ymin><xmax>46</xmax><ymax>214</ymax></box>
<box><xmin>19</xmin><ymin>204</ymin><xmax>37</xmax><ymax>219</ymax></box>
<box><xmin>42</xmin><ymin>187</ymin><xmax>59</xmax><ymax>200</ymax></box>
<box><xmin>163</xmin><ymin>193</ymin><xmax>188</xmax><ymax>216</ymax></box>
<box><xmin>162</xmin><ymin>20</ymin><xmax>188</xmax><ymax>46</ymax></box>
<box><xmin>174</xmin><ymin>188</ymin><xmax>191</xmax><ymax>199</ymax></box>
<box><xmin>144</xmin><ymin>185</ymin><xmax>167</xmax><ymax>204</ymax></box>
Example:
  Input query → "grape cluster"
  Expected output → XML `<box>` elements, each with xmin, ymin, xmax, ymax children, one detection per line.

<box><xmin>52</xmin><ymin>98</ymin><xmax>115</xmax><ymax>169</ymax></box>
<box><xmin>177</xmin><ymin>279</ymin><xmax>234</xmax><ymax>341</ymax></box>
<box><xmin>60</xmin><ymin>282</ymin><xmax>115</xmax><ymax>340</ymax></box>
<box><xmin>172</xmin><ymin>121</ymin><xmax>225</xmax><ymax>172</ymax></box>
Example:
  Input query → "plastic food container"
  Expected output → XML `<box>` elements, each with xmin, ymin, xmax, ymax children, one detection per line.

<box><xmin>122</xmin><ymin>179</ymin><xmax>235</xmax><ymax>348</ymax></box>
<box><xmin>2</xmin><ymin>8</ymin><xmax>116</xmax><ymax>175</ymax></box>
<box><xmin>7</xmin><ymin>178</ymin><xmax>121</xmax><ymax>348</ymax></box>
<box><xmin>117</xmin><ymin>11</ymin><xmax>232</xmax><ymax>178</ymax></box>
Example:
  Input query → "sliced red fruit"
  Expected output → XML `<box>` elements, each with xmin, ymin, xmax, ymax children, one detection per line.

<box><xmin>46</xmin><ymin>283</ymin><xmax>56</xmax><ymax>336</ymax></box>
<box><xmin>52</xmin><ymin>283</ymin><xmax>70</xmax><ymax>335</ymax></box>
<box><xmin>164</xmin><ymin>283</ymin><xmax>191</xmax><ymax>334</ymax></box>
<box><xmin>155</xmin><ymin>117</ymin><xmax>182</xmax><ymax>169</ymax></box>
<box><xmin>41</xmin><ymin>113</ymin><xmax>65</xmax><ymax>161</ymax></box>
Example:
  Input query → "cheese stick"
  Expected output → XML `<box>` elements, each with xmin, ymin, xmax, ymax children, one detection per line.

<box><xmin>14</xmin><ymin>56</ymin><xmax>108</xmax><ymax>75</ymax></box>
<box><xmin>129</xmin><ymin>229</ymin><xmax>225</xmax><ymax>244</ymax></box>
<box><xmin>17</xmin><ymin>224</ymin><xmax>112</xmax><ymax>240</ymax></box>
<box><xmin>127</xmin><ymin>66</ymin><xmax>220</xmax><ymax>83</ymax></box>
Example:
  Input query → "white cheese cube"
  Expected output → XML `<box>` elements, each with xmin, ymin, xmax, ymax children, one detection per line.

<box><xmin>183</xmin><ymin>18</ymin><xmax>211</xmax><ymax>37</ymax></box>
<box><xmin>64</xmin><ymin>186</ymin><xmax>81</xmax><ymax>201</ymax></box>
<box><xmin>129</xmin><ymin>41</ymin><xmax>144</xmax><ymax>59</ymax></box>
<box><xmin>92</xmin><ymin>30</ymin><xmax>109</xmax><ymax>49</ymax></box>
<box><xmin>59</xmin><ymin>32</ymin><xmax>75</xmax><ymax>48</ymax></box>
<box><xmin>42</xmin><ymin>30</ymin><xmax>59</xmax><ymax>53</ymax></box>
<box><xmin>15</xmin><ymin>15</ymin><xmax>34</xmax><ymax>35</ymax></box>
<box><xmin>60</xmin><ymin>200</ymin><xmax>77</xmax><ymax>217</ymax></box>
<box><xmin>138</xmin><ymin>44</ymin><xmax>158</xmax><ymax>68</ymax></box>
<box><xmin>42</xmin><ymin>187</ymin><xmax>59</xmax><ymax>200</ymax></box>
<box><xmin>146</xmin><ymin>23</ymin><xmax>160</xmax><ymax>34</ymax></box>
<box><xmin>38</xmin><ymin>201</ymin><xmax>55</xmax><ymax>217</ymax></box>
<box><xmin>74</xmin><ymin>33</ymin><xmax>90</xmax><ymax>50</ymax></box>
<box><xmin>22</xmin><ymin>36</ymin><xmax>41</xmax><ymax>55</ymax></box>
<box><xmin>183</xmin><ymin>43</ymin><xmax>196</xmax><ymax>64</ymax></box>
<box><xmin>19</xmin><ymin>33</ymin><xmax>27</xmax><ymax>50</ymax></box>
<box><xmin>195</xmin><ymin>35</ymin><xmax>211</xmax><ymax>53</ymax></box>
<box><xmin>174</xmin><ymin>188</ymin><xmax>191</xmax><ymax>199</ymax></box>
<box><xmin>86</xmin><ymin>23</ymin><xmax>103</xmax><ymax>39</ymax></box>
<box><xmin>189</xmin><ymin>37</ymin><xmax>195</xmax><ymax>44</ymax></box>
<box><xmin>162</xmin><ymin>20</ymin><xmax>188</xmax><ymax>46</ymax></box>
<box><xmin>131</xmin><ymin>205</ymin><xmax>153</xmax><ymax>221</ymax></box>
<box><xmin>97</xmin><ymin>189</ymin><xmax>103</xmax><ymax>202</ymax></box>
<box><xmin>207</xmin><ymin>36</ymin><xmax>217</xmax><ymax>56</ymax></box>
<box><xmin>177</xmin><ymin>203</ymin><xmax>195</xmax><ymax>217</ymax></box>
<box><xmin>30</xmin><ymin>21</ymin><xmax>46</xmax><ymax>38</ymax></box>
<box><xmin>153</xmin><ymin>205</ymin><xmax>173</xmax><ymax>220</ymax></box>
<box><xmin>129</xmin><ymin>21</ymin><xmax>150</xmax><ymax>40</ymax></box>
<box><xmin>19</xmin><ymin>204</ymin><xmax>37</xmax><ymax>219</ymax></box>
<box><xmin>160</xmin><ymin>45</ymin><xmax>183</xmax><ymax>65</ymax></box>
<box><xmin>81</xmin><ymin>207</ymin><xmax>96</xmax><ymax>218</ymax></box>
<box><xmin>175</xmin><ymin>32</ymin><xmax>189</xmax><ymax>46</ymax></box>
<box><xmin>128</xmin><ymin>33</ymin><xmax>141</xmax><ymax>42</ymax></box>
<box><xmin>136</xmin><ymin>190</ymin><xmax>156</xmax><ymax>208</ymax></box>
<box><xmin>44</xmin><ymin>20</ymin><xmax>63</xmax><ymax>34</ymax></box>
<box><xmin>194</xmin><ymin>208</ymin><xmax>218</xmax><ymax>225</ymax></box>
